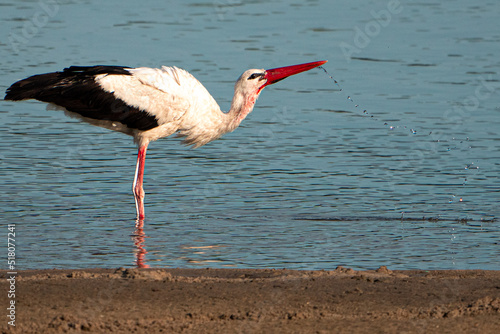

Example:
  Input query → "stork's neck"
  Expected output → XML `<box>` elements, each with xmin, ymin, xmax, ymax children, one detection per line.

<box><xmin>226</xmin><ymin>89</ymin><xmax>259</xmax><ymax>131</ymax></box>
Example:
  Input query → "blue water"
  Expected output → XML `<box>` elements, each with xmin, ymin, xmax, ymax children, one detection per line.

<box><xmin>1</xmin><ymin>0</ymin><xmax>499</xmax><ymax>270</ymax></box>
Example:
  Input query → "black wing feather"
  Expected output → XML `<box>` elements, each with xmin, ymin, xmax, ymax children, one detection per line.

<box><xmin>4</xmin><ymin>65</ymin><xmax>159</xmax><ymax>131</ymax></box>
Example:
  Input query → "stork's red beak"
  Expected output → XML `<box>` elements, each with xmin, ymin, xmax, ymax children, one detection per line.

<box><xmin>262</xmin><ymin>60</ymin><xmax>328</xmax><ymax>89</ymax></box>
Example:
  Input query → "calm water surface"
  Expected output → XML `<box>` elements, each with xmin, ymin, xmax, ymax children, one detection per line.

<box><xmin>1</xmin><ymin>0</ymin><xmax>499</xmax><ymax>270</ymax></box>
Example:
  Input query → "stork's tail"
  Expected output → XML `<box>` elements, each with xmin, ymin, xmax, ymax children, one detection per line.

<box><xmin>4</xmin><ymin>65</ymin><xmax>132</xmax><ymax>101</ymax></box>
<box><xmin>4</xmin><ymin>72</ymin><xmax>63</xmax><ymax>101</ymax></box>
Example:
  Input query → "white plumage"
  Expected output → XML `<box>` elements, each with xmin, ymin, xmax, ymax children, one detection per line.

<box><xmin>96</xmin><ymin>66</ymin><xmax>224</xmax><ymax>148</ymax></box>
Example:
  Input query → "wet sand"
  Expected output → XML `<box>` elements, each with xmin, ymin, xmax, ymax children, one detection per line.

<box><xmin>1</xmin><ymin>267</ymin><xmax>499</xmax><ymax>333</ymax></box>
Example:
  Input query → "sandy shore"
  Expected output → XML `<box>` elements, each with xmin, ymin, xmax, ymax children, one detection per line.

<box><xmin>1</xmin><ymin>267</ymin><xmax>499</xmax><ymax>333</ymax></box>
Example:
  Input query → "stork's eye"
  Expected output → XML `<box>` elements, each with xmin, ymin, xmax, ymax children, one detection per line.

<box><xmin>247</xmin><ymin>73</ymin><xmax>264</xmax><ymax>80</ymax></box>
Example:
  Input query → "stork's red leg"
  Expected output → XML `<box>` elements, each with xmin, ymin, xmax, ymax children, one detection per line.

<box><xmin>133</xmin><ymin>143</ymin><xmax>148</xmax><ymax>220</ymax></box>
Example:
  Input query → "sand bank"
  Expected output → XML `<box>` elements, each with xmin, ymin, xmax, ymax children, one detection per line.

<box><xmin>1</xmin><ymin>267</ymin><xmax>499</xmax><ymax>333</ymax></box>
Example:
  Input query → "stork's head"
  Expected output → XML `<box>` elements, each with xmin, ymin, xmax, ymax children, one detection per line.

<box><xmin>235</xmin><ymin>60</ymin><xmax>328</xmax><ymax>98</ymax></box>
<box><xmin>229</xmin><ymin>60</ymin><xmax>327</xmax><ymax>128</ymax></box>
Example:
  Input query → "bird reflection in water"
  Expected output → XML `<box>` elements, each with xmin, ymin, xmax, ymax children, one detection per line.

<box><xmin>132</xmin><ymin>219</ymin><xmax>149</xmax><ymax>268</ymax></box>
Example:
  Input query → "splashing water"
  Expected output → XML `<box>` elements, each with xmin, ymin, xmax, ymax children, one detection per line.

<box><xmin>317</xmin><ymin>66</ymin><xmax>484</xmax><ymax>217</ymax></box>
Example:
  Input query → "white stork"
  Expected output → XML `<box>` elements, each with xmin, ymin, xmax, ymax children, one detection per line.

<box><xmin>4</xmin><ymin>60</ymin><xmax>327</xmax><ymax>220</ymax></box>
